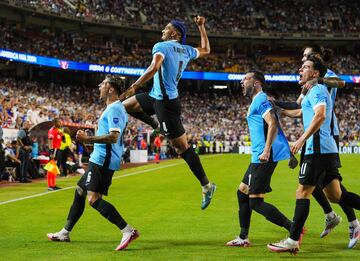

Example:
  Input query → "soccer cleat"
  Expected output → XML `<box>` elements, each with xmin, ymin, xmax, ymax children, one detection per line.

<box><xmin>226</xmin><ymin>236</ymin><xmax>250</xmax><ymax>247</ymax></box>
<box><xmin>320</xmin><ymin>214</ymin><xmax>342</xmax><ymax>238</ymax></box>
<box><xmin>267</xmin><ymin>238</ymin><xmax>299</xmax><ymax>255</ymax></box>
<box><xmin>348</xmin><ymin>226</ymin><xmax>360</xmax><ymax>249</ymax></box>
<box><xmin>201</xmin><ymin>183</ymin><xmax>217</xmax><ymax>210</ymax></box>
<box><xmin>115</xmin><ymin>229</ymin><xmax>139</xmax><ymax>251</ymax></box>
<box><xmin>47</xmin><ymin>231</ymin><xmax>70</xmax><ymax>242</ymax></box>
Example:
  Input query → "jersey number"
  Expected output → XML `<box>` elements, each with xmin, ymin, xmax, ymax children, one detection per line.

<box><xmin>176</xmin><ymin>61</ymin><xmax>183</xmax><ymax>82</ymax></box>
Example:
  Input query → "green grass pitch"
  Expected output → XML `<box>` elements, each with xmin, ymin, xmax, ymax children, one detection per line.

<box><xmin>1</xmin><ymin>154</ymin><xmax>359</xmax><ymax>260</ymax></box>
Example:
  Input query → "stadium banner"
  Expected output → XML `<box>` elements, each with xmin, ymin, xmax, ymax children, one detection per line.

<box><xmin>2</xmin><ymin>128</ymin><xmax>19</xmax><ymax>143</ymax></box>
<box><xmin>238</xmin><ymin>146</ymin><xmax>360</xmax><ymax>154</ymax></box>
<box><xmin>1</xmin><ymin>49</ymin><xmax>360</xmax><ymax>83</ymax></box>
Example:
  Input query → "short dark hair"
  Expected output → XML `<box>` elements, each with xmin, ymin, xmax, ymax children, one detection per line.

<box><xmin>303</xmin><ymin>44</ymin><xmax>333</xmax><ymax>63</ymax></box>
<box><xmin>306</xmin><ymin>55</ymin><xmax>327</xmax><ymax>78</ymax></box>
<box><xmin>248</xmin><ymin>70</ymin><xmax>266</xmax><ymax>87</ymax></box>
<box><xmin>106</xmin><ymin>75</ymin><xmax>124</xmax><ymax>96</ymax></box>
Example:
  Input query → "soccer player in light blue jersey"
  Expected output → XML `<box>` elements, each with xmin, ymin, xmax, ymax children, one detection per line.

<box><xmin>298</xmin><ymin>45</ymin><xmax>359</xmax><ymax>248</ymax></box>
<box><xmin>226</xmin><ymin>71</ymin><xmax>293</xmax><ymax>247</ymax></box>
<box><xmin>268</xmin><ymin>56</ymin><xmax>360</xmax><ymax>254</ymax></box>
<box><xmin>47</xmin><ymin>75</ymin><xmax>139</xmax><ymax>251</ymax></box>
<box><xmin>121</xmin><ymin>16</ymin><xmax>216</xmax><ymax>210</ymax></box>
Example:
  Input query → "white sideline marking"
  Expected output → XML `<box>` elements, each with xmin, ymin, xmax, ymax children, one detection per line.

<box><xmin>0</xmin><ymin>155</ymin><xmax>219</xmax><ymax>206</ymax></box>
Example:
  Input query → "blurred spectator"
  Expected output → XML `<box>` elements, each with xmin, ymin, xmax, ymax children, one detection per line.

<box><xmin>11</xmin><ymin>0</ymin><xmax>360</xmax><ymax>34</ymax></box>
<box><xmin>0</xmin><ymin>22</ymin><xmax>359</xmax><ymax>74</ymax></box>
<box><xmin>17</xmin><ymin>121</ymin><xmax>33</xmax><ymax>183</ymax></box>
<box><xmin>0</xmin><ymin>77</ymin><xmax>359</xmax><ymax>158</ymax></box>
<box><xmin>59</xmin><ymin>127</ymin><xmax>72</xmax><ymax>177</ymax></box>
<box><xmin>4</xmin><ymin>140</ymin><xmax>21</xmax><ymax>180</ymax></box>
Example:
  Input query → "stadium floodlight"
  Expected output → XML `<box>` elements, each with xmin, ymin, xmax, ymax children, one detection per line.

<box><xmin>213</xmin><ymin>85</ymin><xmax>227</xmax><ymax>89</ymax></box>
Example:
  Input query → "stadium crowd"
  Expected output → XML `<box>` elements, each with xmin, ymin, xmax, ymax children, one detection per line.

<box><xmin>0</xmin><ymin>76</ymin><xmax>359</xmax><ymax>182</ymax></box>
<box><xmin>11</xmin><ymin>0</ymin><xmax>360</xmax><ymax>34</ymax></box>
<box><xmin>1</xmin><ymin>77</ymin><xmax>359</xmax><ymax>147</ymax></box>
<box><xmin>1</xmin><ymin>22</ymin><xmax>360</xmax><ymax>74</ymax></box>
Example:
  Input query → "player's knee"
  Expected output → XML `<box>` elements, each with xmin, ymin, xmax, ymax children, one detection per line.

<box><xmin>87</xmin><ymin>193</ymin><xmax>100</xmax><ymax>206</ymax></box>
<box><xmin>325</xmin><ymin>190</ymin><xmax>341</xmax><ymax>203</ymax></box>
<box><xmin>174</xmin><ymin>144</ymin><xmax>189</xmax><ymax>154</ymax></box>
<box><xmin>239</xmin><ymin>183</ymin><xmax>248</xmax><ymax>195</ymax></box>
<box><xmin>296</xmin><ymin>186</ymin><xmax>312</xmax><ymax>199</ymax></box>
<box><xmin>237</xmin><ymin>189</ymin><xmax>248</xmax><ymax>205</ymax></box>
<box><xmin>76</xmin><ymin>186</ymin><xmax>86</xmax><ymax>197</ymax></box>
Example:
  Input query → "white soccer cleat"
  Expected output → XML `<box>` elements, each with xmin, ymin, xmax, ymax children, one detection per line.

<box><xmin>47</xmin><ymin>231</ymin><xmax>70</xmax><ymax>242</ymax></box>
<box><xmin>348</xmin><ymin>226</ymin><xmax>360</xmax><ymax>249</ymax></box>
<box><xmin>115</xmin><ymin>229</ymin><xmax>139</xmax><ymax>251</ymax></box>
<box><xmin>267</xmin><ymin>238</ymin><xmax>299</xmax><ymax>255</ymax></box>
<box><xmin>226</xmin><ymin>236</ymin><xmax>250</xmax><ymax>247</ymax></box>
<box><xmin>320</xmin><ymin>214</ymin><xmax>342</xmax><ymax>238</ymax></box>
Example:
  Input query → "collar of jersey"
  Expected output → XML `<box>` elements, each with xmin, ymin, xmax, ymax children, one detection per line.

<box><xmin>252</xmin><ymin>91</ymin><xmax>263</xmax><ymax>100</ymax></box>
<box><xmin>107</xmin><ymin>100</ymin><xmax>121</xmax><ymax>108</ymax></box>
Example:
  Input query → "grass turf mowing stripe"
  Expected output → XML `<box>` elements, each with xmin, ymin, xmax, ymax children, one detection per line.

<box><xmin>0</xmin><ymin>154</ymin><xmax>219</xmax><ymax>206</ymax></box>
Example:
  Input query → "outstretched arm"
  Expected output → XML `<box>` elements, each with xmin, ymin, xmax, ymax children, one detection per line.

<box><xmin>120</xmin><ymin>54</ymin><xmax>164</xmax><ymax>100</ymax></box>
<box><xmin>194</xmin><ymin>16</ymin><xmax>210</xmax><ymax>58</ymax></box>
<box><xmin>297</xmin><ymin>77</ymin><xmax>345</xmax><ymax>104</ymax></box>
<box><xmin>76</xmin><ymin>130</ymin><xmax>120</xmax><ymax>144</ymax></box>
<box><xmin>281</xmin><ymin>108</ymin><xmax>302</xmax><ymax>118</ymax></box>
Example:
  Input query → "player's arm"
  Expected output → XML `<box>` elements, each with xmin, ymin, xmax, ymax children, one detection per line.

<box><xmin>194</xmin><ymin>16</ymin><xmax>210</xmax><ymax>58</ymax></box>
<box><xmin>258</xmin><ymin>110</ymin><xmax>278</xmax><ymax>163</ymax></box>
<box><xmin>76</xmin><ymin>130</ymin><xmax>120</xmax><ymax>144</ymax></box>
<box><xmin>120</xmin><ymin>54</ymin><xmax>164</xmax><ymax>100</ymax></box>
<box><xmin>296</xmin><ymin>77</ymin><xmax>345</xmax><ymax>104</ymax></box>
<box><xmin>281</xmin><ymin>108</ymin><xmax>302</xmax><ymax>118</ymax></box>
<box><xmin>291</xmin><ymin>105</ymin><xmax>326</xmax><ymax>154</ymax></box>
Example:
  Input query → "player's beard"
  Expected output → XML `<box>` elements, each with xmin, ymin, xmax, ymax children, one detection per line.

<box><xmin>244</xmin><ymin>83</ymin><xmax>255</xmax><ymax>98</ymax></box>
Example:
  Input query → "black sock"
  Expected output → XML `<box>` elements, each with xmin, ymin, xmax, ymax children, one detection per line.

<box><xmin>237</xmin><ymin>190</ymin><xmax>252</xmax><ymax>239</ymax></box>
<box><xmin>290</xmin><ymin>199</ymin><xmax>310</xmax><ymax>241</ymax></box>
<box><xmin>64</xmin><ymin>190</ymin><xmax>86</xmax><ymax>231</ymax></box>
<box><xmin>128</xmin><ymin>111</ymin><xmax>158</xmax><ymax>129</ymax></box>
<box><xmin>180</xmin><ymin>147</ymin><xmax>209</xmax><ymax>186</ymax></box>
<box><xmin>339</xmin><ymin>184</ymin><xmax>357</xmax><ymax>222</ymax></box>
<box><xmin>91</xmin><ymin>198</ymin><xmax>127</xmax><ymax>230</ymax></box>
<box><xmin>312</xmin><ymin>185</ymin><xmax>332</xmax><ymax>214</ymax></box>
<box><xmin>249</xmin><ymin>198</ymin><xmax>292</xmax><ymax>231</ymax></box>
<box><xmin>339</xmin><ymin>190</ymin><xmax>360</xmax><ymax>211</ymax></box>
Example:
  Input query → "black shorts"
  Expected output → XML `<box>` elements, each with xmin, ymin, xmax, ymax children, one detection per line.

<box><xmin>299</xmin><ymin>154</ymin><xmax>340</xmax><ymax>186</ymax></box>
<box><xmin>154</xmin><ymin>98</ymin><xmax>185</xmax><ymax>139</ymax></box>
<box><xmin>242</xmin><ymin>162</ymin><xmax>277</xmax><ymax>195</ymax></box>
<box><xmin>322</xmin><ymin>167</ymin><xmax>343</xmax><ymax>188</ymax></box>
<box><xmin>135</xmin><ymin>92</ymin><xmax>155</xmax><ymax>116</ymax></box>
<box><xmin>77</xmin><ymin>162</ymin><xmax>114</xmax><ymax>196</ymax></box>
<box><xmin>136</xmin><ymin>93</ymin><xmax>185</xmax><ymax>139</ymax></box>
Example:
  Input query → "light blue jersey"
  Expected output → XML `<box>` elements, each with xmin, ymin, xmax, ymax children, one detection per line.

<box><xmin>247</xmin><ymin>92</ymin><xmax>290</xmax><ymax>163</ymax></box>
<box><xmin>325</xmin><ymin>69</ymin><xmax>339</xmax><ymax>136</ymax></box>
<box><xmin>149</xmin><ymin>40</ymin><xmax>199</xmax><ymax>100</ymax></box>
<box><xmin>301</xmin><ymin>84</ymin><xmax>338</xmax><ymax>155</ymax></box>
<box><xmin>90</xmin><ymin>101</ymin><xmax>128</xmax><ymax>171</ymax></box>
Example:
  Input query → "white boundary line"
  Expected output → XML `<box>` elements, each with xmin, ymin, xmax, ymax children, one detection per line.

<box><xmin>0</xmin><ymin>155</ymin><xmax>220</xmax><ymax>206</ymax></box>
